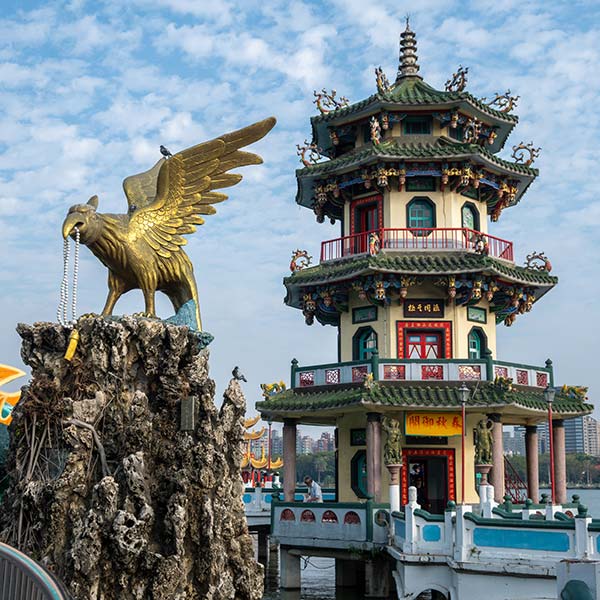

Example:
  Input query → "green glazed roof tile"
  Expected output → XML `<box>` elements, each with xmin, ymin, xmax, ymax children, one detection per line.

<box><xmin>311</xmin><ymin>78</ymin><xmax>518</xmax><ymax>125</ymax></box>
<box><xmin>284</xmin><ymin>252</ymin><xmax>558</xmax><ymax>287</ymax></box>
<box><xmin>296</xmin><ymin>138</ymin><xmax>537</xmax><ymax>179</ymax></box>
<box><xmin>256</xmin><ymin>383</ymin><xmax>592</xmax><ymax>417</ymax></box>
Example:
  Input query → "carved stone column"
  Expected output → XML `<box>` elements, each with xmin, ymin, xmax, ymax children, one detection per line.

<box><xmin>489</xmin><ymin>413</ymin><xmax>505</xmax><ymax>502</ymax></box>
<box><xmin>366</xmin><ymin>413</ymin><xmax>382</xmax><ymax>502</ymax></box>
<box><xmin>525</xmin><ymin>425</ymin><xmax>539</xmax><ymax>502</ymax></box>
<box><xmin>553</xmin><ymin>420</ymin><xmax>567</xmax><ymax>504</ymax></box>
<box><xmin>283</xmin><ymin>419</ymin><xmax>297</xmax><ymax>502</ymax></box>
<box><xmin>386</xmin><ymin>464</ymin><xmax>402</xmax><ymax>512</ymax></box>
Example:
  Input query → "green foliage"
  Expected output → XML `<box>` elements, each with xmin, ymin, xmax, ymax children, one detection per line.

<box><xmin>506</xmin><ymin>453</ymin><xmax>600</xmax><ymax>486</ymax></box>
<box><xmin>0</xmin><ymin>425</ymin><xmax>9</xmax><ymax>501</ymax></box>
<box><xmin>295</xmin><ymin>451</ymin><xmax>335</xmax><ymax>486</ymax></box>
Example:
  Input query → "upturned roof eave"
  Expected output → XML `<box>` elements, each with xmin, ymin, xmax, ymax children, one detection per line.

<box><xmin>283</xmin><ymin>254</ymin><xmax>558</xmax><ymax>309</ymax></box>
<box><xmin>295</xmin><ymin>142</ymin><xmax>537</xmax><ymax>210</ymax></box>
<box><xmin>310</xmin><ymin>88</ymin><xmax>519</xmax><ymax>156</ymax></box>
<box><xmin>296</xmin><ymin>141</ymin><xmax>538</xmax><ymax>180</ymax></box>
<box><xmin>310</xmin><ymin>91</ymin><xmax>519</xmax><ymax>127</ymax></box>
<box><xmin>256</xmin><ymin>385</ymin><xmax>592</xmax><ymax>420</ymax></box>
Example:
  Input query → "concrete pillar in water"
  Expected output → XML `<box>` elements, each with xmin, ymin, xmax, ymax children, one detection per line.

<box><xmin>264</xmin><ymin>541</ymin><xmax>279</xmax><ymax>592</ymax></box>
<box><xmin>280</xmin><ymin>547</ymin><xmax>301</xmax><ymax>589</ymax></box>
<box><xmin>283</xmin><ymin>419</ymin><xmax>297</xmax><ymax>502</ymax></box>
<box><xmin>489</xmin><ymin>413</ymin><xmax>505</xmax><ymax>502</ymax></box>
<box><xmin>525</xmin><ymin>425</ymin><xmax>539</xmax><ymax>502</ymax></box>
<box><xmin>257</xmin><ymin>528</ymin><xmax>268</xmax><ymax>564</ymax></box>
<box><xmin>366</xmin><ymin>413</ymin><xmax>382</xmax><ymax>502</ymax></box>
<box><xmin>365</xmin><ymin>557</ymin><xmax>391</xmax><ymax>598</ymax></box>
<box><xmin>336</xmin><ymin>559</ymin><xmax>358</xmax><ymax>587</ymax></box>
<box><xmin>553</xmin><ymin>419</ymin><xmax>567</xmax><ymax>504</ymax></box>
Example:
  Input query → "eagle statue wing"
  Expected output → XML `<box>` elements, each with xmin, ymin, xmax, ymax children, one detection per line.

<box><xmin>129</xmin><ymin>117</ymin><xmax>276</xmax><ymax>258</ymax></box>
<box><xmin>123</xmin><ymin>158</ymin><xmax>165</xmax><ymax>212</ymax></box>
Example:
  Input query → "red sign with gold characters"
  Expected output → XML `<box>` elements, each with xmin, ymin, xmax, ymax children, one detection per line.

<box><xmin>403</xmin><ymin>299</ymin><xmax>444</xmax><ymax>318</ymax></box>
<box><xmin>405</xmin><ymin>412</ymin><xmax>462</xmax><ymax>436</ymax></box>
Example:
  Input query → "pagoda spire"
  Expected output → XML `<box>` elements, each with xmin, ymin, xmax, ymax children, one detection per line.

<box><xmin>396</xmin><ymin>17</ymin><xmax>422</xmax><ymax>82</ymax></box>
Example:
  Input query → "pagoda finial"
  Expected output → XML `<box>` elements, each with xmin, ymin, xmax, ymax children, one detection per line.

<box><xmin>396</xmin><ymin>17</ymin><xmax>422</xmax><ymax>82</ymax></box>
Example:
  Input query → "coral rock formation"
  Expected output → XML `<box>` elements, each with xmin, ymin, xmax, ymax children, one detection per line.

<box><xmin>0</xmin><ymin>317</ymin><xmax>262</xmax><ymax>600</ymax></box>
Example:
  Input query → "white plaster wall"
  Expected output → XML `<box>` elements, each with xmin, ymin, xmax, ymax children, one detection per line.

<box><xmin>388</xmin><ymin>188</ymin><xmax>488</xmax><ymax>233</ymax></box>
<box><xmin>339</xmin><ymin>285</ymin><xmax>497</xmax><ymax>361</ymax></box>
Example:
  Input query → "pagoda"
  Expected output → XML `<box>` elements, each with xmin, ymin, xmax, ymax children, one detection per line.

<box><xmin>257</xmin><ymin>22</ymin><xmax>591</xmax><ymax>511</ymax></box>
<box><xmin>241</xmin><ymin>415</ymin><xmax>283</xmax><ymax>487</ymax></box>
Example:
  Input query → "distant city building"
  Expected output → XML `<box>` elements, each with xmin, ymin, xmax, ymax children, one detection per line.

<box><xmin>563</xmin><ymin>417</ymin><xmax>585</xmax><ymax>454</ymax></box>
<box><xmin>250</xmin><ymin>437</ymin><xmax>267</xmax><ymax>456</ymax></box>
<box><xmin>271</xmin><ymin>430</ymin><xmax>283</xmax><ymax>458</ymax></box>
<box><xmin>296</xmin><ymin>435</ymin><xmax>314</xmax><ymax>455</ymax></box>
<box><xmin>583</xmin><ymin>416</ymin><xmax>600</xmax><ymax>456</ymax></box>
<box><xmin>316</xmin><ymin>432</ymin><xmax>335</xmax><ymax>452</ymax></box>
<box><xmin>503</xmin><ymin>427</ymin><xmax>525</xmax><ymax>456</ymax></box>
<box><xmin>513</xmin><ymin>417</ymin><xmax>600</xmax><ymax>456</ymax></box>
<box><xmin>562</xmin><ymin>416</ymin><xmax>599</xmax><ymax>455</ymax></box>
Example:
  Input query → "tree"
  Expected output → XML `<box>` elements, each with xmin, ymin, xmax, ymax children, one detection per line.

<box><xmin>314</xmin><ymin>455</ymin><xmax>328</xmax><ymax>484</ymax></box>
<box><xmin>295</xmin><ymin>451</ymin><xmax>335</xmax><ymax>487</ymax></box>
<box><xmin>505</xmin><ymin>452</ymin><xmax>600</xmax><ymax>489</ymax></box>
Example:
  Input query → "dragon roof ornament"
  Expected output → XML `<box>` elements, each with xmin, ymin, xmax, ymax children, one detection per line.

<box><xmin>445</xmin><ymin>65</ymin><xmax>469</xmax><ymax>93</ymax></box>
<box><xmin>482</xmin><ymin>90</ymin><xmax>520</xmax><ymax>113</ymax></box>
<box><xmin>313</xmin><ymin>89</ymin><xmax>349</xmax><ymax>115</ymax></box>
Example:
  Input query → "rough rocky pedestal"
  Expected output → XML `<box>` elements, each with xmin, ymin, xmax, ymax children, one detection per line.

<box><xmin>0</xmin><ymin>317</ymin><xmax>263</xmax><ymax>600</ymax></box>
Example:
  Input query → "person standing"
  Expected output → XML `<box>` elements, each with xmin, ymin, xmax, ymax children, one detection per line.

<box><xmin>303</xmin><ymin>476</ymin><xmax>323</xmax><ymax>502</ymax></box>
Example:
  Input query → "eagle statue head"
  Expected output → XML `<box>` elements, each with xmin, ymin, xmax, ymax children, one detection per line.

<box><xmin>62</xmin><ymin>195</ymin><xmax>103</xmax><ymax>244</ymax></box>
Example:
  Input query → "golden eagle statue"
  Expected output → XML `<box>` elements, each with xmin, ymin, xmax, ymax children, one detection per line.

<box><xmin>62</xmin><ymin>117</ymin><xmax>276</xmax><ymax>331</ymax></box>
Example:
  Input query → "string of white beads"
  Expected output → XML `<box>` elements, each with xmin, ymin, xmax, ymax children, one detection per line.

<box><xmin>57</xmin><ymin>236</ymin><xmax>70</xmax><ymax>325</ymax></box>
<box><xmin>57</xmin><ymin>227</ymin><xmax>80</xmax><ymax>326</ymax></box>
<box><xmin>71</xmin><ymin>228</ymin><xmax>80</xmax><ymax>325</ymax></box>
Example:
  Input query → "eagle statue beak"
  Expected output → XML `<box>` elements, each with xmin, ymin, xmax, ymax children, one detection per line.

<box><xmin>62</xmin><ymin>213</ymin><xmax>82</xmax><ymax>239</ymax></box>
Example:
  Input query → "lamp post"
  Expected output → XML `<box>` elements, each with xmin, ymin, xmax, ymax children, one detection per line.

<box><xmin>545</xmin><ymin>385</ymin><xmax>556</xmax><ymax>502</ymax></box>
<box><xmin>267</xmin><ymin>420</ymin><xmax>272</xmax><ymax>474</ymax></box>
<box><xmin>459</xmin><ymin>383</ymin><xmax>469</xmax><ymax>504</ymax></box>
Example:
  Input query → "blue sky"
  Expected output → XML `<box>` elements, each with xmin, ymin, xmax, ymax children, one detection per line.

<box><xmin>0</xmin><ymin>0</ymin><xmax>599</xmax><ymax>427</ymax></box>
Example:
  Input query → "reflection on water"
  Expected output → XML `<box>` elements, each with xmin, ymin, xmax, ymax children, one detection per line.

<box><xmin>540</xmin><ymin>488</ymin><xmax>600</xmax><ymax>514</ymax></box>
<box><xmin>261</xmin><ymin>549</ymin><xmax>364</xmax><ymax>600</ymax></box>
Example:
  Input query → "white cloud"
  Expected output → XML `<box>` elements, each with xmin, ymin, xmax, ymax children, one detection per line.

<box><xmin>0</xmin><ymin>0</ymin><xmax>599</xmax><ymax>418</ymax></box>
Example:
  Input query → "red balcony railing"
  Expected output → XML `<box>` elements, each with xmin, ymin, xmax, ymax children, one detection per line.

<box><xmin>320</xmin><ymin>228</ymin><xmax>514</xmax><ymax>263</ymax></box>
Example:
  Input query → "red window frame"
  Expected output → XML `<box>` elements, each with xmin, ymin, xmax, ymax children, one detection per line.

<box><xmin>397</xmin><ymin>321</ymin><xmax>452</xmax><ymax>359</ymax></box>
<box><xmin>401</xmin><ymin>448</ymin><xmax>456</xmax><ymax>506</ymax></box>
<box><xmin>405</xmin><ymin>331</ymin><xmax>443</xmax><ymax>359</ymax></box>
<box><xmin>350</xmin><ymin>194</ymin><xmax>383</xmax><ymax>235</ymax></box>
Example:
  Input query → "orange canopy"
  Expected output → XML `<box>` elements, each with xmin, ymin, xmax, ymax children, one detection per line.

<box><xmin>0</xmin><ymin>364</ymin><xmax>25</xmax><ymax>426</ymax></box>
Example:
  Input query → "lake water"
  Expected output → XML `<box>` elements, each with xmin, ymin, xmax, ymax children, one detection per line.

<box><xmin>261</xmin><ymin>488</ymin><xmax>600</xmax><ymax>600</ymax></box>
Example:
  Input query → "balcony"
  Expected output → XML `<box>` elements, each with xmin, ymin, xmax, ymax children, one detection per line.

<box><xmin>243</xmin><ymin>486</ymin><xmax>336</xmax><ymax>528</ymax></box>
<box><xmin>271</xmin><ymin>490</ymin><xmax>590</xmax><ymax>597</ymax></box>
<box><xmin>292</xmin><ymin>358</ymin><xmax>552</xmax><ymax>389</ymax></box>
<box><xmin>320</xmin><ymin>228</ymin><xmax>514</xmax><ymax>263</ymax></box>
<box><xmin>272</xmin><ymin>500</ymin><xmax>390</xmax><ymax>550</ymax></box>
<box><xmin>270</xmin><ymin>491</ymin><xmax>587</xmax><ymax>563</ymax></box>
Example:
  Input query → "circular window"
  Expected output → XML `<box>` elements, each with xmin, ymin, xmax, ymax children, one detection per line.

<box><xmin>374</xmin><ymin>509</ymin><xmax>390</xmax><ymax>527</ymax></box>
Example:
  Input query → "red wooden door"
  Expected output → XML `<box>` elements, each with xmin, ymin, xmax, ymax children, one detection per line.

<box><xmin>353</xmin><ymin>204</ymin><xmax>378</xmax><ymax>254</ymax></box>
<box><xmin>405</xmin><ymin>332</ymin><xmax>443</xmax><ymax>359</ymax></box>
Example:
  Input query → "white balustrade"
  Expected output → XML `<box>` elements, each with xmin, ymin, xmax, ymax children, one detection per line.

<box><xmin>273</xmin><ymin>504</ymin><xmax>369</xmax><ymax>549</ymax></box>
<box><xmin>293</xmin><ymin>359</ymin><xmax>551</xmax><ymax>388</ymax></box>
<box><xmin>390</xmin><ymin>484</ymin><xmax>595</xmax><ymax>568</ymax></box>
